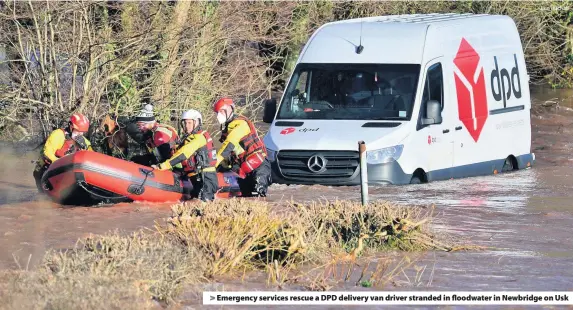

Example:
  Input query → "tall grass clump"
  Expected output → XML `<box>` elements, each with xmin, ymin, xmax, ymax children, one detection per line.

<box><xmin>294</xmin><ymin>199</ymin><xmax>442</xmax><ymax>253</ymax></box>
<box><xmin>164</xmin><ymin>199</ymin><xmax>308</xmax><ymax>276</ymax></box>
<box><xmin>164</xmin><ymin>199</ymin><xmax>458</xmax><ymax>276</ymax></box>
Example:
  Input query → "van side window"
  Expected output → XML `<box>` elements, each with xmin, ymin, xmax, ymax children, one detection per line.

<box><xmin>420</xmin><ymin>63</ymin><xmax>444</xmax><ymax>119</ymax></box>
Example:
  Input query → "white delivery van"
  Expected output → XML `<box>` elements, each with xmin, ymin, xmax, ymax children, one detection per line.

<box><xmin>261</xmin><ymin>13</ymin><xmax>535</xmax><ymax>185</ymax></box>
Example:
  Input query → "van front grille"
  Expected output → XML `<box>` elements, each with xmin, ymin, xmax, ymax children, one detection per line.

<box><xmin>276</xmin><ymin>150</ymin><xmax>359</xmax><ymax>180</ymax></box>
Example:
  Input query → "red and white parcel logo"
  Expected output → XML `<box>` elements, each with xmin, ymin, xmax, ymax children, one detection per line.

<box><xmin>280</xmin><ymin>127</ymin><xmax>295</xmax><ymax>135</ymax></box>
<box><xmin>453</xmin><ymin>38</ymin><xmax>488</xmax><ymax>142</ymax></box>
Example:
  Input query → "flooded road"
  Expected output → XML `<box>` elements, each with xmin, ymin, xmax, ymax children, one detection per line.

<box><xmin>1</xmin><ymin>88</ymin><xmax>572</xmax><ymax>294</ymax></box>
<box><xmin>0</xmin><ymin>149</ymin><xmax>173</xmax><ymax>269</ymax></box>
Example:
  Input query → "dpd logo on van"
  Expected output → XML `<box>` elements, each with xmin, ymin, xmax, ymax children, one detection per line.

<box><xmin>280</xmin><ymin>127</ymin><xmax>295</xmax><ymax>135</ymax></box>
<box><xmin>453</xmin><ymin>38</ymin><xmax>488</xmax><ymax>143</ymax></box>
<box><xmin>279</xmin><ymin>127</ymin><xmax>319</xmax><ymax>135</ymax></box>
<box><xmin>491</xmin><ymin>54</ymin><xmax>522</xmax><ymax>107</ymax></box>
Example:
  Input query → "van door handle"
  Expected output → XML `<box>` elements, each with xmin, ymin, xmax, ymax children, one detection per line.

<box><xmin>442</xmin><ymin>129</ymin><xmax>450</xmax><ymax>133</ymax></box>
<box><xmin>455</xmin><ymin>126</ymin><xmax>463</xmax><ymax>131</ymax></box>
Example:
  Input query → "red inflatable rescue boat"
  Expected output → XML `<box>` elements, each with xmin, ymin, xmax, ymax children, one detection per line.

<box><xmin>40</xmin><ymin>150</ymin><xmax>241</xmax><ymax>205</ymax></box>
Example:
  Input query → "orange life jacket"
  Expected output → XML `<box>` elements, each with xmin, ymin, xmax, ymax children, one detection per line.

<box><xmin>180</xmin><ymin>130</ymin><xmax>217</xmax><ymax>175</ymax></box>
<box><xmin>221</xmin><ymin>115</ymin><xmax>267</xmax><ymax>170</ymax></box>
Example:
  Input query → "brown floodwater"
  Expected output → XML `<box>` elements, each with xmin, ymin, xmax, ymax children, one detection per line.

<box><xmin>1</xmin><ymin>87</ymin><xmax>573</xmax><ymax>305</ymax></box>
<box><xmin>0</xmin><ymin>148</ymin><xmax>175</xmax><ymax>269</ymax></box>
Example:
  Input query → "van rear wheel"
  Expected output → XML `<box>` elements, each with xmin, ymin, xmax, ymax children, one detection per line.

<box><xmin>410</xmin><ymin>176</ymin><xmax>422</xmax><ymax>184</ymax></box>
<box><xmin>502</xmin><ymin>156</ymin><xmax>517</xmax><ymax>172</ymax></box>
<box><xmin>410</xmin><ymin>169</ymin><xmax>426</xmax><ymax>184</ymax></box>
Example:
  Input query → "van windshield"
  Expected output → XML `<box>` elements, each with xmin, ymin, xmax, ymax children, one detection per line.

<box><xmin>276</xmin><ymin>63</ymin><xmax>421</xmax><ymax>121</ymax></box>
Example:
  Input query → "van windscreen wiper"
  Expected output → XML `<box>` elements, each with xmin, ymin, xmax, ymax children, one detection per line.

<box><xmin>372</xmin><ymin>116</ymin><xmax>405</xmax><ymax>120</ymax></box>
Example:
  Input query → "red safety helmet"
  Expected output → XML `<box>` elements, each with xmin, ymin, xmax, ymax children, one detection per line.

<box><xmin>213</xmin><ymin>97</ymin><xmax>234</xmax><ymax>113</ymax></box>
<box><xmin>69</xmin><ymin>113</ymin><xmax>90</xmax><ymax>132</ymax></box>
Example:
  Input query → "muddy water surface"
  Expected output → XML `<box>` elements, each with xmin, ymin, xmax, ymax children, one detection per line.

<box><xmin>1</xmin><ymin>89</ymin><xmax>572</xmax><ymax>299</ymax></box>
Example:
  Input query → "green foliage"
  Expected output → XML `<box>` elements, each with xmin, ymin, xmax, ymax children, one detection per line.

<box><xmin>360</xmin><ymin>280</ymin><xmax>373</xmax><ymax>287</ymax></box>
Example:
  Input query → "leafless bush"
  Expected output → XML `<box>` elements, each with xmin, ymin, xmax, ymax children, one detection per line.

<box><xmin>0</xmin><ymin>1</ymin><xmax>570</xmax><ymax>141</ymax></box>
<box><xmin>0</xmin><ymin>1</ymin><xmax>283</xmax><ymax>141</ymax></box>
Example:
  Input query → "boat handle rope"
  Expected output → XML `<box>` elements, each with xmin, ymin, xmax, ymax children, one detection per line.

<box><xmin>76</xmin><ymin>167</ymin><xmax>155</xmax><ymax>203</ymax></box>
<box><xmin>130</xmin><ymin>168</ymin><xmax>154</xmax><ymax>195</ymax></box>
<box><xmin>77</xmin><ymin>180</ymin><xmax>130</xmax><ymax>202</ymax></box>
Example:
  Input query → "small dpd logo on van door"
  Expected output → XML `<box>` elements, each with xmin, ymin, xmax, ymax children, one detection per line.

<box><xmin>280</xmin><ymin>127</ymin><xmax>295</xmax><ymax>135</ymax></box>
<box><xmin>453</xmin><ymin>38</ymin><xmax>488</xmax><ymax>142</ymax></box>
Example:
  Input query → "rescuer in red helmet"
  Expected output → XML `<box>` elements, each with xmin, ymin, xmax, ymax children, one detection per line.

<box><xmin>33</xmin><ymin>112</ymin><xmax>93</xmax><ymax>192</ymax></box>
<box><xmin>130</xmin><ymin>104</ymin><xmax>179</xmax><ymax>166</ymax></box>
<box><xmin>213</xmin><ymin>97</ymin><xmax>272</xmax><ymax>197</ymax></box>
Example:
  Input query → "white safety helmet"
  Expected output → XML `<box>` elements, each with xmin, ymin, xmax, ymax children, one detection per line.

<box><xmin>181</xmin><ymin>109</ymin><xmax>202</xmax><ymax>123</ymax></box>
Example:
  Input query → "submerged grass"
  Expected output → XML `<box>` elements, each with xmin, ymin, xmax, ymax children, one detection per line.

<box><xmin>0</xmin><ymin>198</ymin><xmax>471</xmax><ymax>308</ymax></box>
<box><xmin>295</xmin><ymin>199</ymin><xmax>442</xmax><ymax>253</ymax></box>
<box><xmin>1</xmin><ymin>270</ymin><xmax>153</xmax><ymax>310</ymax></box>
<box><xmin>43</xmin><ymin>230</ymin><xmax>208</xmax><ymax>303</ymax></box>
<box><xmin>0</xmin><ymin>230</ymin><xmax>207</xmax><ymax>309</ymax></box>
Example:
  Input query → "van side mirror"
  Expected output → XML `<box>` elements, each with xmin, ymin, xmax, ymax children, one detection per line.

<box><xmin>421</xmin><ymin>100</ymin><xmax>442</xmax><ymax>125</ymax></box>
<box><xmin>263</xmin><ymin>98</ymin><xmax>277</xmax><ymax>124</ymax></box>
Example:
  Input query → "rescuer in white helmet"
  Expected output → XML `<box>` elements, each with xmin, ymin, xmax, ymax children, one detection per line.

<box><xmin>152</xmin><ymin>109</ymin><xmax>219</xmax><ymax>201</ymax></box>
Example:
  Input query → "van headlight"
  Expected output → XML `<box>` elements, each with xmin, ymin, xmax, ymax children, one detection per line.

<box><xmin>366</xmin><ymin>145</ymin><xmax>403</xmax><ymax>164</ymax></box>
<box><xmin>266</xmin><ymin>148</ymin><xmax>278</xmax><ymax>161</ymax></box>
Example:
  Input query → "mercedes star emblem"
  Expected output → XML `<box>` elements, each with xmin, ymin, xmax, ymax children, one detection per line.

<box><xmin>307</xmin><ymin>154</ymin><xmax>327</xmax><ymax>173</ymax></box>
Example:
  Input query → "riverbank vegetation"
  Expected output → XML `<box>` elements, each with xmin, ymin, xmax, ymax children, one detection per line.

<box><xmin>0</xmin><ymin>1</ymin><xmax>571</xmax><ymax>141</ymax></box>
